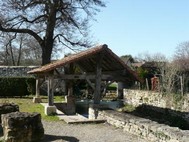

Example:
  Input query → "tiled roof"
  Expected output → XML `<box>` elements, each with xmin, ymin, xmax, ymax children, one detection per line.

<box><xmin>28</xmin><ymin>44</ymin><xmax>142</xmax><ymax>82</ymax></box>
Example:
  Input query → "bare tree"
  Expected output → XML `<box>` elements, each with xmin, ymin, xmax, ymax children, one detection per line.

<box><xmin>136</xmin><ymin>52</ymin><xmax>167</xmax><ymax>62</ymax></box>
<box><xmin>0</xmin><ymin>0</ymin><xmax>105</xmax><ymax>65</ymax></box>
<box><xmin>0</xmin><ymin>33</ymin><xmax>43</xmax><ymax>65</ymax></box>
<box><xmin>173</xmin><ymin>41</ymin><xmax>189</xmax><ymax>93</ymax></box>
<box><xmin>159</xmin><ymin>62</ymin><xmax>180</xmax><ymax>94</ymax></box>
<box><xmin>174</xmin><ymin>41</ymin><xmax>189</xmax><ymax>71</ymax></box>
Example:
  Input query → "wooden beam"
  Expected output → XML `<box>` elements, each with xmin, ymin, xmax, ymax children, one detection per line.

<box><xmin>54</xmin><ymin>74</ymin><xmax>113</xmax><ymax>80</ymax></box>
<box><xmin>86</xmin><ymin>78</ymin><xmax>95</xmax><ymax>90</ymax></box>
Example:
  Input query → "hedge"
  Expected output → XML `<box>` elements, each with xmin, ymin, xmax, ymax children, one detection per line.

<box><xmin>0</xmin><ymin>77</ymin><xmax>36</xmax><ymax>97</ymax></box>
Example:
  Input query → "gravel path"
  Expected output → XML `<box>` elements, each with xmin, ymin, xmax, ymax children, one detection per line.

<box><xmin>42</xmin><ymin>120</ymin><xmax>148</xmax><ymax>142</ymax></box>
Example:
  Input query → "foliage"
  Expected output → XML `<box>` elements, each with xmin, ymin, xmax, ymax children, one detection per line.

<box><xmin>0</xmin><ymin>77</ymin><xmax>35</xmax><ymax>97</ymax></box>
<box><xmin>120</xmin><ymin>55</ymin><xmax>135</xmax><ymax>63</ymax></box>
<box><xmin>118</xmin><ymin>104</ymin><xmax>136</xmax><ymax>112</ymax></box>
<box><xmin>26</xmin><ymin>78</ymin><xmax>36</xmax><ymax>95</ymax></box>
<box><xmin>137</xmin><ymin>67</ymin><xmax>148</xmax><ymax>79</ymax></box>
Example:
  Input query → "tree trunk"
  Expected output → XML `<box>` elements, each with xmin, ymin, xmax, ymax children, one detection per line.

<box><xmin>42</xmin><ymin>45</ymin><xmax>52</xmax><ymax>65</ymax></box>
<box><xmin>41</xmin><ymin>2</ymin><xmax>57</xmax><ymax>65</ymax></box>
<box><xmin>17</xmin><ymin>37</ymin><xmax>23</xmax><ymax>66</ymax></box>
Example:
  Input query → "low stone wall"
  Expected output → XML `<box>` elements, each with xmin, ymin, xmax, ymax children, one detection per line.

<box><xmin>1</xmin><ymin>112</ymin><xmax>44</xmax><ymax>142</ymax></box>
<box><xmin>123</xmin><ymin>89</ymin><xmax>189</xmax><ymax>112</ymax></box>
<box><xmin>0</xmin><ymin>66</ymin><xmax>37</xmax><ymax>77</ymax></box>
<box><xmin>99</xmin><ymin>110</ymin><xmax>189</xmax><ymax>142</ymax></box>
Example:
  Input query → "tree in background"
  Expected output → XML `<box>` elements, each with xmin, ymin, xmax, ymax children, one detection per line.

<box><xmin>173</xmin><ymin>41</ymin><xmax>189</xmax><ymax>93</ymax></box>
<box><xmin>135</xmin><ymin>52</ymin><xmax>181</xmax><ymax>94</ymax></box>
<box><xmin>136</xmin><ymin>52</ymin><xmax>167</xmax><ymax>62</ymax></box>
<box><xmin>0</xmin><ymin>33</ymin><xmax>42</xmax><ymax>65</ymax></box>
<box><xmin>174</xmin><ymin>41</ymin><xmax>189</xmax><ymax>71</ymax></box>
<box><xmin>0</xmin><ymin>0</ymin><xmax>105</xmax><ymax>65</ymax></box>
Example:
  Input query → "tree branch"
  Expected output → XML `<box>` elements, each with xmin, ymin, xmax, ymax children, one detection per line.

<box><xmin>21</xmin><ymin>14</ymin><xmax>47</xmax><ymax>23</ymax></box>
<box><xmin>0</xmin><ymin>25</ymin><xmax>43</xmax><ymax>46</ymax></box>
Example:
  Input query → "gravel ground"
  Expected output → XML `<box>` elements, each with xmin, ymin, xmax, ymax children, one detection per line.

<box><xmin>42</xmin><ymin>120</ymin><xmax>148</xmax><ymax>142</ymax></box>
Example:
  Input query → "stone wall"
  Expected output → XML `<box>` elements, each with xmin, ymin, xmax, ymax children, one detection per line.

<box><xmin>123</xmin><ymin>89</ymin><xmax>189</xmax><ymax>112</ymax></box>
<box><xmin>0</xmin><ymin>66</ymin><xmax>37</xmax><ymax>77</ymax></box>
<box><xmin>99</xmin><ymin>110</ymin><xmax>189</xmax><ymax>142</ymax></box>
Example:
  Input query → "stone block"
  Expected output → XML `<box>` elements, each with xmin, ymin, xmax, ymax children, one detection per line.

<box><xmin>64</xmin><ymin>96</ymin><xmax>76</xmax><ymax>115</ymax></box>
<box><xmin>1</xmin><ymin>112</ymin><xmax>44</xmax><ymax>142</ymax></box>
<box><xmin>45</xmin><ymin>105</ymin><xmax>57</xmax><ymax>115</ymax></box>
<box><xmin>0</xmin><ymin>103</ymin><xmax>19</xmax><ymax>123</ymax></box>
<box><xmin>33</xmin><ymin>97</ymin><xmax>42</xmax><ymax>103</ymax></box>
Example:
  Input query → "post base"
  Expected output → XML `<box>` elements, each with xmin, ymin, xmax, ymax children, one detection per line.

<box><xmin>89</xmin><ymin>104</ymin><xmax>108</xmax><ymax>119</ymax></box>
<box><xmin>45</xmin><ymin>106</ymin><xmax>57</xmax><ymax>115</ymax></box>
<box><xmin>33</xmin><ymin>97</ymin><xmax>42</xmax><ymax>103</ymax></box>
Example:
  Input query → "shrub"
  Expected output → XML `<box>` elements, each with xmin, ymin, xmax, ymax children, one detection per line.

<box><xmin>0</xmin><ymin>77</ymin><xmax>35</xmax><ymax>97</ymax></box>
<box><xmin>26</xmin><ymin>78</ymin><xmax>36</xmax><ymax>95</ymax></box>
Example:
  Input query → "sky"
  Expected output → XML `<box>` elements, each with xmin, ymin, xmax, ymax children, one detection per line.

<box><xmin>91</xmin><ymin>0</ymin><xmax>189</xmax><ymax>59</ymax></box>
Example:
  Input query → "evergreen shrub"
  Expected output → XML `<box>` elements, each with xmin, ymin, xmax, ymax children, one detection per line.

<box><xmin>0</xmin><ymin>77</ymin><xmax>36</xmax><ymax>97</ymax></box>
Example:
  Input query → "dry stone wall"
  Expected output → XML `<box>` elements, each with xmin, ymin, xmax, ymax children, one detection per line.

<box><xmin>0</xmin><ymin>66</ymin><xmax>37</xmax><ymax>77</ymax></box>
<box><xmin>123</xmin><ymin>89</ymin><xmax>189</xmax><ymax>112</ymax></box>
<box><xmin>99</xmin><ymin>110</ymin><xmax>189</xmax><ymax>142</ymax></box>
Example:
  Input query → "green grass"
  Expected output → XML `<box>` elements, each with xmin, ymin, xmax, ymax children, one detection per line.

<box><xmin>117</xmin><ymin>104</ymin><xmax>136</xmax><ymax>112</ymax></box>
<box><xmin>0</xmin><ymin>96</ymin><xmax>65</xmax><ymax>121</ymax></box>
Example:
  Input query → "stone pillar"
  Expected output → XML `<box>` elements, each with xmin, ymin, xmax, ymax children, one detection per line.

<box><xmin>88</xmin><ymin>104</ymin><xmax>106</xmax><ymax>119</ymax></box>
<box><xmin>65</xmin><ymin>95</ymin><xmax>76</xmax><ymax>115</ymax></box>
<box><xmin>45</xmin><ymin>76</ymin><xmax>56</xmax><ymax>115</ymax></box>
<box><xmin>89</xmin><ymin>104</ymin><xmax>99</xmax><ymax>119</ymax></box>
<box><xmin>1</xmin><ymin>112</ymin><xmax>44</xmax><ymax>142</ymax></box>
<box><xmin>33</xmin><ymin>78</ymin><xmax>42</xmax><ymax>103</ymax></box>
<box><xmin>117</xmin><ymin>82</ymin><xmax>126</xmax><ymax>99</ymax></box>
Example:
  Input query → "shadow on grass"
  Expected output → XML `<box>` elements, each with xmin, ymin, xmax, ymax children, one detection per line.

<box><xmin>42</xmin><ymin>134</ymin><xmax>79</xmax><ymax>142</ymax></box>
<box><xmin>128</xmin><ymin>104</ymin><xmax>189</xmax><ymax>130</ymax></box>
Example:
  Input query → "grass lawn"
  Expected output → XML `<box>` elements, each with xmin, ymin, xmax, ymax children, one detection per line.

<box><xmin>0</xmin><ymin>95</ymin><xmax>65</xmax><ymax>121</ymax></box>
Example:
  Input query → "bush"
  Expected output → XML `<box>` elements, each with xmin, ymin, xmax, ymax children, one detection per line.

<box><xmin>26</xmin><ymin>78</ymin><xmax>36</xmax><ymax>95</ymax></box>
<box><xmin>0</xmin><ymin>77</ymin><xmax>36</xmax><ymax>97</ymax></box>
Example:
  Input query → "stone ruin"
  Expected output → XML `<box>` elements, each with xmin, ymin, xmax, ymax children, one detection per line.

<box><xmin>0</xmin><ymin>103</ymin><xmax>44</xmax><ymax>142</ymax></box>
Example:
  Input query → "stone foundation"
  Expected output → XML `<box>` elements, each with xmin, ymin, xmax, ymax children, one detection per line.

<box><xmin>33</xmin><ymin>97</ymin><xmax>42</xmax><ymax>103</ymax></box>
<box><xmin>88</xmin><ymin>104</ymin><xmax>109</xmax><ymax>120</ymax></box>
<box><xmin>99</xmin><ymin>110</ymin><xmax>189</xmax><ymax>142</ymax></box>
<box><xmin>0</xmin><ymin>66</ymin><xmax>37</xmax><ymax>77</ymax></box>
<box><xmin>45</xmin><ymin>105</ymin><xmax>57</xmax><ymax>115</ymax></box>
<box><xmin>1</xmin><ymin>112</ymin><xmax>44</xmax><ymax>142</ymax></box>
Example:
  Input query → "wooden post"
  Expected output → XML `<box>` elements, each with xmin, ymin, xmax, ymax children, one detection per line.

<box><xmin>94</xmin><ymin>54</ymin><xmax>102</xmax><ymax>104</ymax></box>
<box><xmin>36</xmin><ymin>78</ymin><xmax>40</xmax><ymax>98</ymax></box>
<box><xmin>180</xmin><ymin>75</ymin><xmax>184</xmax><ymax>96</ymax></box>
<box><xmin>146</xmin><ymin>78</ymin><xmax>149</xmax><ymax>90</ymax></box>
<box><xmin>48</xmin><ymin>76</ymin><xmax>54</xmax><ymax>106</ymax></box>
<box><xmin>33</xmin><ymin>77</ymin><xmax>42</xmax><ymax>103</ymax></box>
